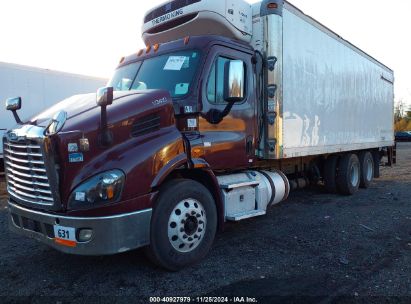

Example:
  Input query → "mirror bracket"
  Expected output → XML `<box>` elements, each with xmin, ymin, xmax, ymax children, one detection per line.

<box><xmin>203</xmin><ymin>102</ymin><xmax>235</xmax><ymax>124</ymax></box>
<box><xmin>96</xmin><ymin>87</ymin><xmax>114</xmax><ymax>147</ymax></box>
<box><xmin>12</xmin><ymin>111</ymin><xmax>22</xmax><ymax>124</ymax></box>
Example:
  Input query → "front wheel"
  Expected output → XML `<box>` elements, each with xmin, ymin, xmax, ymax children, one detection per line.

<box><xmin>146</xmin><ymin>179</ymin><xmax>217</xmax><ymax>271</ymax></box>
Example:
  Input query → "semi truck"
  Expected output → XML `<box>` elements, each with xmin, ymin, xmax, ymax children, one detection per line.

<box><xmin>0</xmin><ymin>62</ymin><xmax>107</xmax><ymax>172</ymax></box>
<box><xmin>3</xmin><ymin>0</ymin><xmax>395</xmax><ymax>271</ymax></box>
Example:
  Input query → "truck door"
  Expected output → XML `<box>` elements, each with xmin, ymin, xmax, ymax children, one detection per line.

<box><xmin>199</xmin><ymin>46</ymin><xmax>256</xmax><ymax>170</ymax></box>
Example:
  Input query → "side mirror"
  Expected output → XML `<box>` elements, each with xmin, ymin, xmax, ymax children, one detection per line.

<box><xmin>6</xmin><ymin>97</ymin><xmax>22</xmax><ymax>111</ymax></box>
<box><xmin>5</xmin><ymin>97</ymin><xmax>22</xmax><ymax>124</ymax></box>
<box><xmin>224</xmin><ymin>60</ymin><xmax>245</xmax><ymax>103</ymax></box>
<box><xmin>96</xmin><ymin>87</ymin><xmax>114</xmax><ymax>107</ymax></box>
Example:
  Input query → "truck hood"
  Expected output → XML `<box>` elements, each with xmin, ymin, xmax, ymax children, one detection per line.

<box><xmin>29</xmin><ymin>91</ymin><xmax>143</xmax><ymax>126</ymax></box>
<box><xmin>6</xmin><ymin>89</ymin><xmax>181</xmax><ymax>213</ymax></box>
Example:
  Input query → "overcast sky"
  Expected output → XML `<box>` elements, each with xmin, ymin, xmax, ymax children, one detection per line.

<box><xmin>0</xmin><ymin>0</ymin><xmax>409</xmax><ymax>106</ymax></box>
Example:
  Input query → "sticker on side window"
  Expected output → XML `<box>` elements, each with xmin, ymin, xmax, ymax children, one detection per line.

<box><xmin>164</xmin><ymin>56</ymin><xmax>186</xmax><ymax>71</ymax></box>
<box><xmin>182</xmin><ymin>57</ymin><xmax>190</xmax><ymax>69</ymax></box>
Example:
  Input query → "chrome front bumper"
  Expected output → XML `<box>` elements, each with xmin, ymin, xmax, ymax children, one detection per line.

<box><xmin>8</xmin><ymin>201</ymin><xmax>152</xmax><ymax>255</ymax></box>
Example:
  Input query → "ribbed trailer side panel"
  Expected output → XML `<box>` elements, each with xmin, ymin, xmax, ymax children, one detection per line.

<box><xmin>281</xmin><ymin>6</ymin><xmax>394</xmax><ymax>158</ymax></box>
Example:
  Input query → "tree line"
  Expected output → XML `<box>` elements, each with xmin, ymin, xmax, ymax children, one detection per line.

<box><xmin>394</xmin><ymin>100</ymin><xmax>411</xmax><ymax>132</ymax></box>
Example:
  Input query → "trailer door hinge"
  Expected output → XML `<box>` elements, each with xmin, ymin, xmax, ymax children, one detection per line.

<box><xmin>267</xmin><ymin>85</ymin><xmax>277</xmax><ymax>99</ymax></box>
<box><xmin>267</xmin><ymin>56</ymin><xmax>277</xmax><ymax>71</ymax></box>
<box><xmin>268</xmin><ymin>140</ymin><xmax>277</xmax><ymax>153</ymax></box>
<box><xmin>268</xmin><ymin>113</ymin><xmax>277</xmax><ymax>125</ymax></box>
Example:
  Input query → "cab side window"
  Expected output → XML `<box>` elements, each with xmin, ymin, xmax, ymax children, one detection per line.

<box><xmin>207</xmin><ymin>56</ymin><xmax>231</xmax><ymax>104</ymax></box>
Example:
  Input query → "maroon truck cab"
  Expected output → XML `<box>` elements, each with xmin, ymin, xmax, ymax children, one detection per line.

<box><xmin>4</xmin><ymin>36</ymin><xmax>269</xmax><ymax>268</ymax></box>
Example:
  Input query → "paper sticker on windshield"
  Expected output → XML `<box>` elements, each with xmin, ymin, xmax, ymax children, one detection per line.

<box><xmin>164</xmin><ymin>56</ymin><xmax>186</xmax><ymax>71</ymax></box>
<box><xmin>175</xmin><ymin>83</ymin><xmax>189</xmax><ymax>95</ymax></box>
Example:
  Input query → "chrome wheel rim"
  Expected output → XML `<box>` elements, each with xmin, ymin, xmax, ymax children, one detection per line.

<box><xmin>366</xmin><ymin>158</ymin><xmax>373</xmax><ymax>181</ymax></box>
<box><xmin>350</xmin><ymin>162</ymin><xmax>360</xmax><ymax>186</ymax></box>
<box><xmin>168</xmin><ymin>198</ymin><xmax>207</xmax><ymax>253</ymax></box>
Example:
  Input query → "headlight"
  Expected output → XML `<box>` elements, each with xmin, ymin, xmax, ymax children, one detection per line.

<box><xmin>68</xmin><ymin>170</ymin><xmax>125</xmax><ymax>209</ymax></box>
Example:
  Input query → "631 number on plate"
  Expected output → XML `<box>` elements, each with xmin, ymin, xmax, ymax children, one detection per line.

<box><xmin>54</xmin><ymin>225</ymin><xmax>77</xmax><ymax>247</ymax></box>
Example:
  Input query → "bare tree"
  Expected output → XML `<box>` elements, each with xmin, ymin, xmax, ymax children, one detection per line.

<box><xmin>394</xmin><ymin>99</ymin><xmax>405</xmax><ymax>122</ymax></box>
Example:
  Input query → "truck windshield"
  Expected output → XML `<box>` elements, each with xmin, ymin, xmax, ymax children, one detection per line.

<box><xmin>108</xmin><ymin>50</ymin><xmax>201</xmax><ymax>99</ymax></box>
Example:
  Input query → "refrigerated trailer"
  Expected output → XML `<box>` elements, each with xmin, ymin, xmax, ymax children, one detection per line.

<box><xmin>0</xmin><ymin>62</ymin><xmax>107</xmax><ymax>170</ymax></box>
<box><xmin>4</xmin><ymin>0</ymin><xmax>395</xmax><ymax>270</ymax></box>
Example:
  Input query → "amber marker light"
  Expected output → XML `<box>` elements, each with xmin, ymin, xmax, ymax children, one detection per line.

<box><xmin>267</xmin><ymin>2</ymin><xmax>278</xmax><ymax>9</ymax></box>
<box><xmin>184</xmin><ymin>36</ymin><xmax>190</xmax><ymax>45</ymax></box>
<box><xmin>146</xmin><ymin>45</ymin><xmax>152</xmax><ymax>53</ymax></box>
<box><xmin>153</xmin><ymin>43</ymin><xmax>160</xmax><ymax>52</ymax></box>
<box><xmin>106</xmin><ymin>185</ymin><xmax>115</xmax><ymax>200</ymax></box>
<box><xmin>192</xmin><ymin>148</ymin><xmax>202</xmax><ymax>158</ymax></box>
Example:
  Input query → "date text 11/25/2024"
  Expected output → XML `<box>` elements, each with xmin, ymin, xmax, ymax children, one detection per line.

<box><xmin>149</xmin><ymin>297</ymin><xmax>258</xmax><ymax>303</ymax></box>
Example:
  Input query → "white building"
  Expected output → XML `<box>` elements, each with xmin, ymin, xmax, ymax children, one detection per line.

<box><xmin>1</xmin><ymin>62</ymin><xmax>107</xmax><ymax>167</ymax></box>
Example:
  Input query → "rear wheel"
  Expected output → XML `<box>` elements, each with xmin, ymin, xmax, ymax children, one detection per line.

<box><xmin>324</xmin><ymin>155</ymin><xmax>339</xmax><ymax>193</ymax></box>
<box><xmin>146</xmin><ymin>179</ymin><xmax>217</xmax><ymax>271</ymax></box>
<box><xmin>336</xmin><ymin>153</ymin><xmax>360</xmax><ymax>195</ymax></box>
<box><xmin>358</xmin><ymin>151</ymin><xmax>374</xmax><ymax>188</ymax></box>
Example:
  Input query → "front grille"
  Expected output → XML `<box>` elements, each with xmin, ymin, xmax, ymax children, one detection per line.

<box><xmin>3</xmin><ymin>139</ymin><xmax>54</xmax><ymax>206</ymax></box>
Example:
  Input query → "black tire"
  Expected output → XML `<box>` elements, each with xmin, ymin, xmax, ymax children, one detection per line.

<box><xmin>358</xmin><ymin>151</ymin><xmax>374</xmax><ymax>188</ymax></box>
<box><xmin>145</xmin><ymin>179</ymin><xmax>217</xmax><ymax>271</ymax></box>
<box><xmin>324</xmin><ymin>155</ymin><xmax>339</xmax><ymax>193</ymax></box>
<box><xmin>336</xmin><ymin>153</ymin><xmax>360</xmax><ymax>196</ymax></box>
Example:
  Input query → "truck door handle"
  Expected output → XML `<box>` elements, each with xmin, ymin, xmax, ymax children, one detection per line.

<box><xmin>246</xmin><ymin>136</ymin><xmax>253</xmax><ymax>155</ymax></box>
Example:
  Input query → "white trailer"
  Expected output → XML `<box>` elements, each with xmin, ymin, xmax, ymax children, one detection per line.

<box><xmin>0</xmin><ymin>62</ymin><xmax>107</xmax><ymax>167</ymax></box>
<box><xmin>251</xmin><ymin>1</ymin><xmax>394</xmax><ymax>159</ymax></box>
